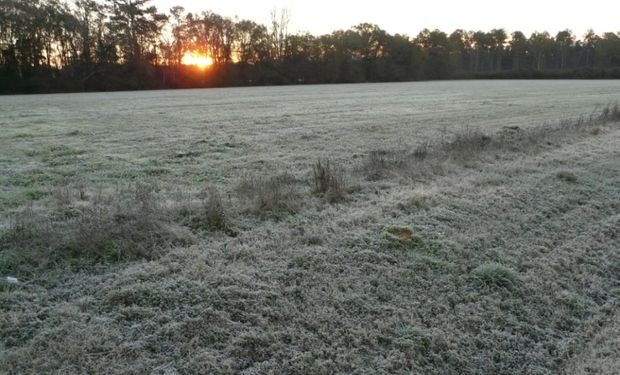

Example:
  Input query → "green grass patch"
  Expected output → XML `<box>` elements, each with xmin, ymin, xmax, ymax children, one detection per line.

<box><xmin>8</xmin><ymin>169</ymin><xmax>55</xmax><ymax>187</ymax></box>
<box><xmin>289</xmin><ymin>254</ymin><xmax>312</xmax><ymax>270</ymax></box>
<box><xmin>556</xmin><ymin>171</ymin><xmax>578</xmax><ymax>183</ymax></box>
<box><xmin>0</xmin><ymin>189</ymin><xmax>47</xmax><ymax>209</ymax></box>
<box><xmin>23</xmin><ymin>189</ymin><xmax>46</xmax><ymax>201</ymax></box>
<box><xmin>471</xmin><ymin>263</ymin><xmax>521</xmax><ymax>291</ymax></box>
<box><xmin>13</xmin><ymin>133</ymin><xmax>34</xmax><ymax>139</ymax></box>
<box><xmin>143</xmin><ymin>166</ymin><xmax>171</xmax><ymax>176</ymax></box>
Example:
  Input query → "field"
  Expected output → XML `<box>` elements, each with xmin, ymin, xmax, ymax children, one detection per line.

<box><xmin>1</xmin><ymin>80</ymin><xmax>620</xmax><ymax>374</ymax></box>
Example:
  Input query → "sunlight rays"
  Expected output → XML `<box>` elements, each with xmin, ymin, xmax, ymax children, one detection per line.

<box><xmin>181</xmin><ymin>52</ymin><xmax>214</xmax><ymax>69</ymax></box>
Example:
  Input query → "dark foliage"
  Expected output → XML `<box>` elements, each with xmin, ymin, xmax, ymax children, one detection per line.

<box><xmin>2</xmin><ymin>1</ymin><xmax>620</xmax><ymax>94</ymax></box>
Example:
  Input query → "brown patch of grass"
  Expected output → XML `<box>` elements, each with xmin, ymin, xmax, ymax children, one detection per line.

<box><xmin>384</xmin><ymin>227</ymin><xmax>423</xmax><ymax>249</ymax></box>
<box><xmin>386</xmin><ymin>227</ymin><xmax>414</xmax><ymax>240</ymax></box>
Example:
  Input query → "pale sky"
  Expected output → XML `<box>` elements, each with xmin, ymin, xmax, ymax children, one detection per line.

<box><xmin>152</xmin><ymin>0</ymin><xmax>619</xmax><ymax>38</ymax></box>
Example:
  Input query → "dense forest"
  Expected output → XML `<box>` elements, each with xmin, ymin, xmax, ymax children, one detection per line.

<box><xmin>2</xmin><ymin>0</ymin><xmax>620</xmax><ymax>94</ymax></box>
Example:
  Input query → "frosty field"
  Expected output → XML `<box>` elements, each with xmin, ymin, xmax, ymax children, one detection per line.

<box><xmin>1</xmin><ymin>80</ymin><xmax>620</xmax><ymax>374</ymax></box>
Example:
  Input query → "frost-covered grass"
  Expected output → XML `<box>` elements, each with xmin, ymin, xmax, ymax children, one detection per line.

<box><xmin>1</xmin><ymin>81</ymin><xmax>620</xmax><ymax>374</ymax></box>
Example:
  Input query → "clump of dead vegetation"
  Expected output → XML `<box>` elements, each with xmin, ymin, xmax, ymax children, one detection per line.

<box><xmin>363</xmin><ymin>150</ymin><xmax>408</xmax><ymax>180</ymax></box>
<box><xmin>443</xmin><ymin>129</ymin><xmax>492</xmax><ymax>161</ymax></box>
<box><xmin>312</xmin><ymin>159</ymin><xmax>347</xmax><ymax>203</ymax></box>
<box><xmin>236</xmin><ymin>173</ymin><xmax>301</xmax><ymax>218</ymax></box>
<box><xmin>0</xmin><ymin>182</ymin><xmax>193</xmax><ymax>273</ymax></box>
<box><xmin>186</xmin><ymin>186</ymin><xmax>233</xmax><ymax>233</ymax></box>
<box><xmin>362</xmin><ymin>104</ymin><xmax>620</xmax><ymax>181</ymax></box>
<box><xmin>596</xmin><ymin>102</ymin><xmax>620</xmax><ymax>122</ymax></box>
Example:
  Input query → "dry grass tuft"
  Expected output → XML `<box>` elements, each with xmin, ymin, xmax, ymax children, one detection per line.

<box><xmin>312</xmin><ymin>159</ymin><xmax>346</xmax><ymax>203</ymax></box>
<box><xmin>412</xmin><ymin>141</ymin><xmax>431</xmax><ymax>160</ymax></box>
<box><xmin>236</xmin><ymin>173</ymin><xmax>300</xmax><ymax>218</ymax></box>
<box><xmin>442</xmin><ymin>129</ymin><xmax>492</xmax><ymax>161</ymax></box>
<box><xmin>397</xmin><ymin>194</ymin><xmax>433</xmax><ymax>213</ymax></box>
<box><xmin>362</xmin><ymin>150</ymin><xmax>407</xmax><ymax>180</ymax></box>
<box><xmin>598</xmin><ymin>102</ymin><xmax>620</xmax><ymax>122</ymax></box>
<box><xmin>192</xmin><ymin>186</ymin><xmax>232</xmax><ymax>233</ymax></box>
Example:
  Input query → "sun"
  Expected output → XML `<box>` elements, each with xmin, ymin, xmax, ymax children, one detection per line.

<box><xmin>181</xmin><ymin>52</ymin><xmax>214</xmax><ymax>69</ymax></box>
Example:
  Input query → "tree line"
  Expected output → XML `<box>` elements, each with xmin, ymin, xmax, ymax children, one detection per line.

<box><xmin>2</xmin><ymin>0</ymin><xmax>620</xmax><ymax>93</ymax></box>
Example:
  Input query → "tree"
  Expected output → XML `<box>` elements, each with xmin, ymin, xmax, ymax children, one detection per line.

<box><xmin>269</xmin><ymin>7</ymin><xmax>289</xmax><ymax>60</ymax></box>
<box><xmin>386</xmin><ymin>34</ymin><xmax>423</xmax><ymax>80</ymax></box>
<box><xmin>417</xmin><ymin>28</ymin><xmax>452</xmax><ymax>79</ymax></box>
<box><xmin>595</xmin><ymin>32</ymin><xmax>620</xmax><ymax>68</ymax></box>
<box><xmin>2</xmin><ymin>4</ymin><xmax>620</xmax><ymax>93</ymax></box>
<box><xmin>529</xmin><ymin>31</ymin><xmax>553</xmax><ymax>72</ymax></box>
<box><xmin>106</xmin><ymin>0</ymin><xmax>166</xmax><ymax>64</ymax></box>
<box><xmin>448</xmin><ymin>29</ymin><xmax>472</xmax><ymax>74</ymax></box>
<box><xmin>490</xmin><ymin>28</ymin><xmax>507</xmax><ymax>71</ymax></box>
<box><xmin>509</xmin><ymin>31</ymin><xmax>528</xmax><ymax>71</ymax></box>
<box><xmin>74</xmin><ymin>0</ymin><xmax>102</xmax><ymax>64</ymax></box>
<box><xmin>472</xmin><ymin>31</ymin><xmax>493</xmax><ymax>72</ymax></box>
<box><xmin>167</xmin><ymin>5</ymin><xmax>186</xmax><ymax>66</ymax></box>
<box><xmin>582</xmin><ymin>29</ymin><xmax>598</xmax><ymax>68</ymax></box>
<box><xmin>555</xmin><ymin>30</ymin><xmax>574</xmax><ymax>70</ymax></box>
<box><xmin>235</xmin><ymin>20</ymin><xmax>269</xmax><ymax>65</ymax></box>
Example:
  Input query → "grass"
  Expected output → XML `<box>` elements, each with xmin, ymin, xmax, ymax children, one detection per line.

<box><xmin>197</xmin><ymin>186</ymin><xmax>230</xmax><ymax>232</ymax></box>
<box><xmin>312</xmin><ymin>159</ymin><xmax>347</xmax><ymax>203</ymax></box>
<box><xmin>1</xmin><ymin>86</ymin><xmax>620</xmax><ymax>374</ymax></box>
<box><xmin>443</xmin><ymin>129</ymin><xmax>492</xmax><ymax>161</ymax></box>
<box><xmin>236</xmin><ymin>173</ymin><xmax>301</xmax><ymax>218</ymax></box>
<box><xmin>0</xmin><ymin>182</ymin><xmax>193</xmax><ymax>274</ymax></box>
<box><xmin>556</xmin><ymin>171</ymin><xmax>578</xmax><ymax>183</ymax></box>
<box><xmin>362</xmin><ymin>149</ymin><xmax>407</xmax><ymax>180</ymax></box>
<box><xmin>471</xmin><ymin>263</ymin><xmax>521</xmax><ymax>291</ymax></box>
<box><xmin>397</xmin><ymin>194</ymin><xmax>434</xmax><ymax>213</ymax></box>
<box><xmin>383</xmin><ymin>227</ymin><xmax>424</xmax><ymax>250</ymax></box>
<box><xmin>363</xmin><ymin>103</ymin><xmax>620</xmax><ymax>181</ymax></box>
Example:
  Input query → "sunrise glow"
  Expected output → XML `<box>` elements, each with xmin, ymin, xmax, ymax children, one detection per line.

<box><xmin>181</xmin><ymin>52</ymin><xmax>214</xmax><ymax>68</ymax></box>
